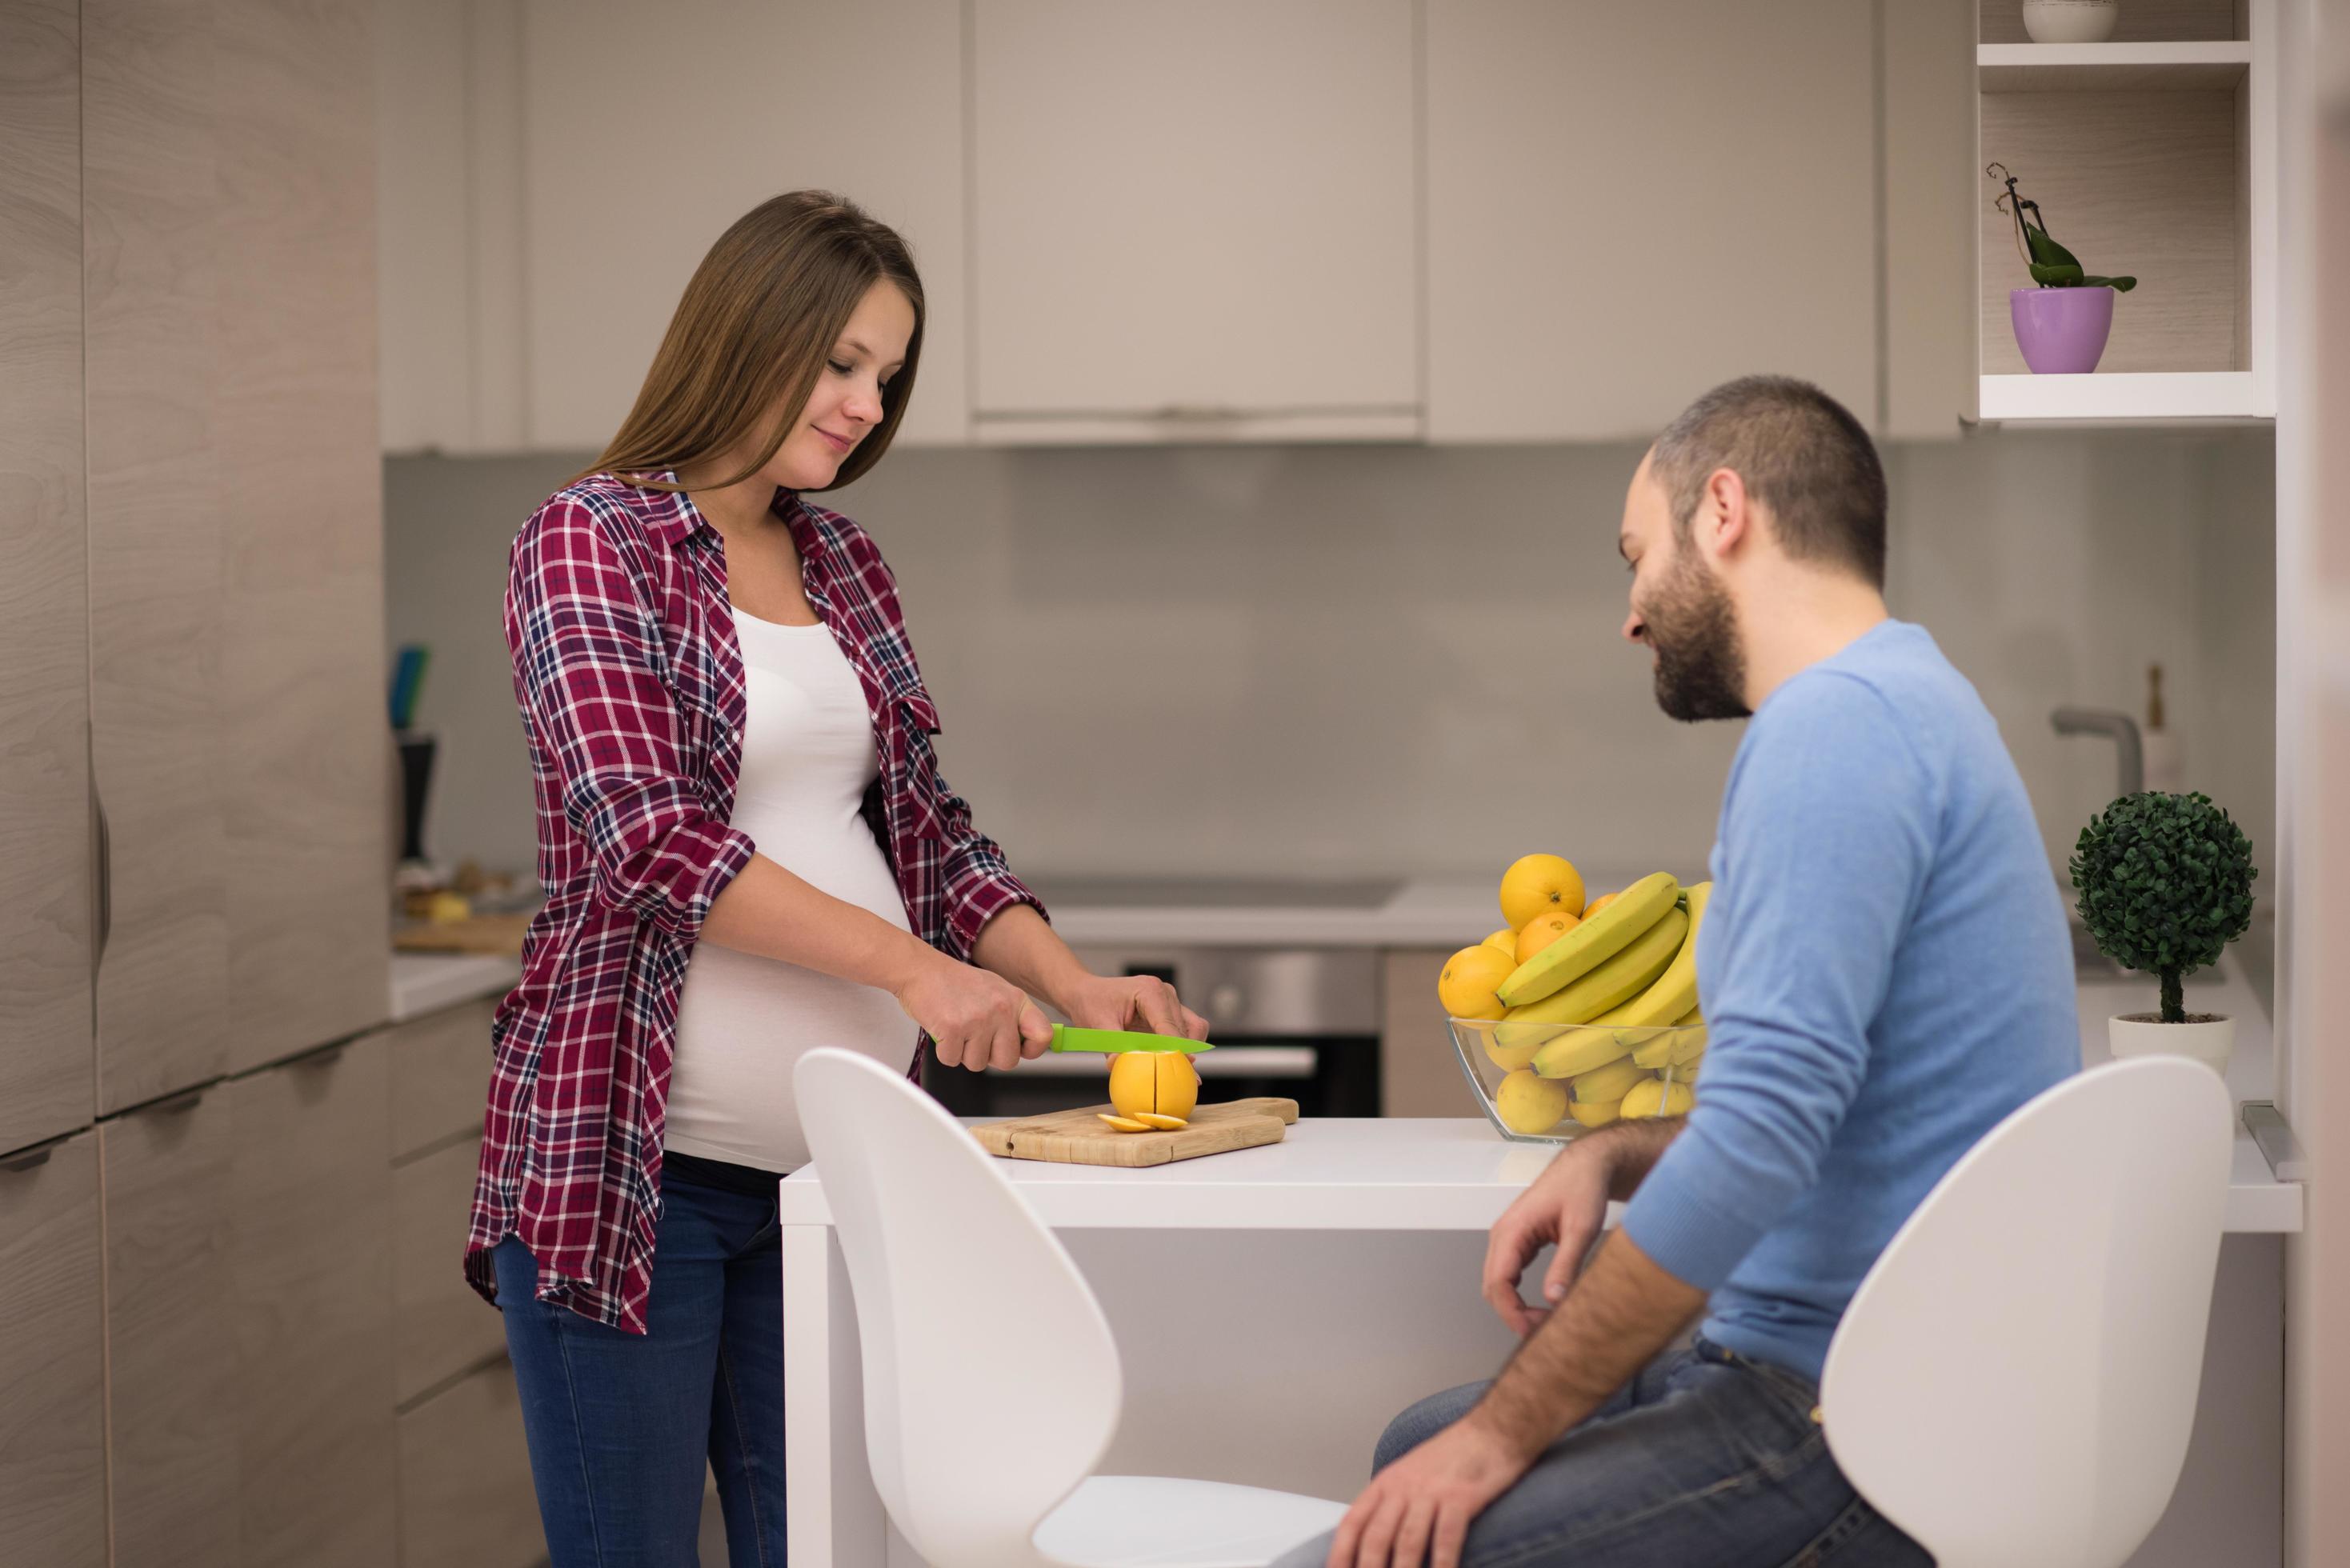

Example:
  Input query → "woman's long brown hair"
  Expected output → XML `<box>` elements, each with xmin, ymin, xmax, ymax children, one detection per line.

<box><xmin>581</xmin><ymin>190</ymin><xmax>924</xmax><ymax>494</ymax></box>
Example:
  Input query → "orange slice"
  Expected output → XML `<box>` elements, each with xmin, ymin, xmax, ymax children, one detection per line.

<box><xmin>1132</xmin><ymin>1112</ymin><xmax>1188</xmax><ymax>1130</ymax></box>
<box><xmin>1096</xmin><ymin>1113</ymin><xmax>1155</xmax><ymax>1133</ymax></box>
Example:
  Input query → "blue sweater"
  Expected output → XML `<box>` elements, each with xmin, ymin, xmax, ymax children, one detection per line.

<box><xmin>1619</xmin><ymin>621</ymin><xmax>2077</xmax><ymax>1382</ymax></box>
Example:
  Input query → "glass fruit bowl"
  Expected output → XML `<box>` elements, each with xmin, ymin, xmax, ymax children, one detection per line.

<box><xmin>1447</xmin><ymin>1015</ymin><xmax>1707</xmax><ymax>1144</ymax></box>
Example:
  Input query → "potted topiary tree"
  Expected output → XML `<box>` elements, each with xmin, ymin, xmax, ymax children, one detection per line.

<box><xmin>1988</xmin><ymin>163</ymin><xmax>2138</xmax><ymax>374</ymax></box>
<box><xmin>2071</xmin><ymin>790</ymin><xmax>2257</xmax><ymax>1073</ymax></box>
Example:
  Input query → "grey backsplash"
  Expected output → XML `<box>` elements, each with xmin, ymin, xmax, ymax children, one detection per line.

<box><xmin>384</xmin><ymin>430</ymin><xmax>2275</xmax><ymax>896</ymax></box>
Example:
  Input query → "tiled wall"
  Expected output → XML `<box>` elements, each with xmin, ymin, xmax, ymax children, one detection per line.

<box><xmin>385</xmin><ymin>430</ymin><xmax>2276</xmax><ymax>893</ymax></box>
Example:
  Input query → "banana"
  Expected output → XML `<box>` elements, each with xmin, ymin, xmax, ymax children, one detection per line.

<box><xmin>1622</xmin><ymin>1078</ymin><xmax>1695</xmax><ymax>1119</ymax></box>
<box><xmin>1506</xmin><ymin>906</ymin><xmax>1688</xmax><ymax>1034</ymax></box>
<box><xmin>1531</xmin><ymin>1030</ymin><xmax>1631</xmax><ymax>1080</ymax></box>
<box><xmin>1591</xmin><ymin>882</ymin><xmax>1711</xmax><ymax>1030</ymax></box>
<box><xmin>1571</xmin><ymin>1056</ymin><xmax>1648</xmax><ymax>1105</ymax></box>
<box><xmin>1496</xmin><ymin>872</ymin><xmax>1680</xmax><ymax>1007</ymax></box>
<box><xmin>1631</xmin><ymin>1026</ymin><xmax>1683</xmax><ymax>1070</ymax></box>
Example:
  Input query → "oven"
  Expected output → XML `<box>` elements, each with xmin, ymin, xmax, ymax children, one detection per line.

<box><xmin>922</xmin><ymin>945</ymin><xmax>1382</xmax><ymax>1121</ymax></box>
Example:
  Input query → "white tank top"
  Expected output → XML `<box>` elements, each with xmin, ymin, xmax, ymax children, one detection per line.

<box><xmin>663</xmin><ymin>606</ymin><xmax>916</xmax><ymax>1172</ymax></box>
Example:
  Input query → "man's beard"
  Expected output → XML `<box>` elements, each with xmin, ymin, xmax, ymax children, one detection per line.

<box><xmin>1643</xmin><ymin>555</ymin><xmax>1751</xmax><ymax>722</ymax></box>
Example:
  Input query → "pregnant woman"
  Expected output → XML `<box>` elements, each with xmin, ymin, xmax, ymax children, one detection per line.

<box><xmin>466</xmin><ymin>190</ymin><xmax>1206</xmax><ymax>1565</ymax></box>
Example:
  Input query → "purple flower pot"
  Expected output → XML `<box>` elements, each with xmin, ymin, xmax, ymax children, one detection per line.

<box><xmin>2010</xmin><ymin>286</ymin><xmax>2116</xmax><ymax>374</ymax></box>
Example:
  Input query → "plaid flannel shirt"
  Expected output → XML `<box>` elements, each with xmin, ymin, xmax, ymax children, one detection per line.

<box><xmin>466</xmin><ymin>472</ymin><xmax>1042</xmax><ymax>1332</ymax></box>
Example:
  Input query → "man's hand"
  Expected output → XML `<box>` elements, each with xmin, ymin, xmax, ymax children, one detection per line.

<box><xmin>1324</xmin><ymin>1411</ymin><xmax>1533</xmax><ymax>1568</ymax></box>
<box><xmin>1482</xmin><ymin>1142</ymin><xmax>1614</xmax><ymax>1335</ymax></box>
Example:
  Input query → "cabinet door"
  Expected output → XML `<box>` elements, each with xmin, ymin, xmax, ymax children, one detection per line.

<box><xmin>227</xmin><ymin>1038</ymin><xmax>397</xmax><ymax>1568</ymax></box>
<box><xmin>1426</xmin><ymin>0</ymin><xmax>1878</xmax><ymax>441</ymax></box>
<box><xmin>0</xmin><ymin>0</ymin><xmax>94</xmax><ymax>1156</ymax></box>
<box><xmin>374</xmin><ymin>0</ymin><xmax>475</xmax><ymax>453</ymax></box>
<box><xmin>0</xmin><ymin>1132</ymin><xmax>106</xmax><ymax>1568</ymax></box>
<box><xmin>85</xmin><ymin>0</ymin><xmax>231</xmax><ymax>1114</ymax></box>
<box><xmin>101</xmin><ymin>1093</ymin><xmax>239</xmax><ymax>1568</ymax></box>
<box><xmin>394</xmin><ymin>1135</ymin><xmax>505</xmax><ymax>1405</ymax></box>
<box><xmin>521</xmin><ymin>0</ymin><xmax>970</xmax><ymax>448</ymax></box>
<box><xmin>396</xmin><ymin>1358</ymin><xmax>542</xmax><ymax>1568</ymax></box>
<box><xmin>971</xmin><ymin>0</ymin><xmax>1419</xmax><ymax>434</ymax></box>
<box><xmin>1380</xmin><ymin>949</ymin><xmax>1468</xmax><ymax>1118</ymax></box>
<box><xmin>387</xmin><ymin>996</ymin><xmax>497</xmax><ymax>1161</ymax></box>
<box><xmin>215</xmin><ymin>0</ymin><xmax>390</xmax><ymax>1070</ymax></box>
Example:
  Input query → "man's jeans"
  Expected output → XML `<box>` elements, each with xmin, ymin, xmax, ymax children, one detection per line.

<box><xmin>494</xmin><ymin>1160</ymin><xmax>788</xmax><ymax>1566</ymax></box>
<box><xmin>1273</xmin><ymin>1339</ymin><xmax>1930</xmax><ymax>1567</ymax></box>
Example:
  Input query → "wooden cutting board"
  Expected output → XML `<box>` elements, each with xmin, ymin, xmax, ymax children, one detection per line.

<box><xmin>974</xmin><ymin>1098</ymin><xmax>1299</xmax><ymax>1167</ymax></box>
<box><xmin>392</xmin><ymin>913</ymin><xmax>532</xmax><ymax>956</ymax></box>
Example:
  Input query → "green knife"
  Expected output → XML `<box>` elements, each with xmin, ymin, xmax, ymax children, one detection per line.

<box><xmin>1047</xmin><ymin>1024</ymin><xmax>1215</xmax><ymax>1054</ymax></box>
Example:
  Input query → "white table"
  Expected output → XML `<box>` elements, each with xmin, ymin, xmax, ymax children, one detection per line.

<box><xmin>778</xmin><ymin>1115</ymin><xmax>2296</xmax><ymax>1566</ymax></box>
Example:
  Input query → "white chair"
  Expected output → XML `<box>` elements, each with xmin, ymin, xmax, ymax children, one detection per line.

<box><xmin>792</xmin><ymin>1047</ymin><xmax>1348</xmax><ymax>1568</ymax></box>
<box><xmin>1820</xmin><ymin>1055</ymin><xmax>2235</xmax><ymax>1568</ymax></box>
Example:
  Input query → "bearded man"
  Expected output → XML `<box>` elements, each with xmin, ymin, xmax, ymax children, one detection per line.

<box><xmin>1280</xmin><ymin>376</ymin><xmax>2080</xmax><ymax>1568</ymax></box>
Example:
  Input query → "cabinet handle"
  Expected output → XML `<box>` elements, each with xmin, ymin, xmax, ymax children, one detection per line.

<box><xmin>1151</xmin><ymin>403</ymin><xmax>1244</xmax><ymax>422</ymax></box>
<box><xmin>297</xmin><ymin>1042</ymin><xmax>348</xmax><ymax>1070</ymax></box>
<box><xmin>150</xmin><ymin>1088</ymin><xmax>206</xmax><ymax>1116</ymax></box>
<box><xmin>93</xmin><ymin>786</ymin><xmax>112</xmax><ymax>970</ymax></box>
<box><xmin>1</xmin><ymin>1147</ymin><xmax>54</xmax><ymax>1174</ymax></box>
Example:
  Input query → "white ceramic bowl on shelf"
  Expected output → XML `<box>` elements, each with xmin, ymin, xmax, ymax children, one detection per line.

<box><xmin>2022</xmin><ymin>0</ymin><xmax>2122</xmax><ymax>44</ymax></box>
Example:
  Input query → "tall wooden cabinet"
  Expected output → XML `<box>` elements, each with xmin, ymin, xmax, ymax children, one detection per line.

<box><xmin>0</xmin><ymin>0</ymin><xmax>95</xmax><ymax>1159</ymax></box>
<box><xmin>0</xmin><ymin>1133</ymin><xmax>106</xmax><ymax>1568</ymax></box>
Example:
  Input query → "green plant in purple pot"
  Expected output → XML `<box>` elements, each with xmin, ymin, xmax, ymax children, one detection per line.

<box><xmin>1990</xmin><ymin>163</ymin><xmax>2137</xmax><ymax>374</ymax></box>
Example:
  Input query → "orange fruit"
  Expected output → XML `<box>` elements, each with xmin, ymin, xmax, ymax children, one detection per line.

<box><xmin>1107</xmin><ymin>1051</ymin><xmax>1200</xmax><ymax>1121</ymax></box>
<box><xmin>1583</xmin><ymin>890</ymin><xmax>1619</xmax><ymax>918</ymax></box>
<box><xmin>1437</xmin><ymin>944</ymin><xmax>1517</xmax><ymax>1021</ymax></box>
<box><xmin>1515</xmin><ymin>909</ymin><xmax>1581</xmax><ymax>965</ymax></box>
<box><xmin>1482</xmin><ymin>928</ymin><xmax>1517</xmax><ymax>957</ymax></box>
<box><xmin>1498</xmin><ymin>854</ymin><xmax>1586</xmax><ymax>929</ymax></box>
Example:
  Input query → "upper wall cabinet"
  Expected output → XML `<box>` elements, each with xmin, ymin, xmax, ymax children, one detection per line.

<box><xmin>377</xmin><ymin>0</ymin><xmax>969</xmax><ymax>454</ymax></box>
<box><xmin>1425</xmin><ymin>0</ymin><xmax>1884</xmax><ymax>442</ymax></box>
<box><xmin>969</xmin><ymin>0</ymin><xmax>1419</xmax><ymax>443</ymax></box>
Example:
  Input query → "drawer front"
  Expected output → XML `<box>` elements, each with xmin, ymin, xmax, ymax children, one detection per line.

<box><xmin>0</xmin><ymin>1131</ymin><xmax>106</xmax><ymax>1568</ymax></box>
<box><xmin>227</xmin><ymin>1039</ymin><xmax>396</xmax><ymax>1568</ymax></box>
<box><xmin>387</xmin><ymin>996</ymin><xmax>495</xmax><ymax>1161</ymax></box>
<box><xmin>397</xmin><ymin>1358</ymin><xmax>543</xmax><ymax>1568</ymax></box>
<box><xmin>394</xmin><ymin>1134</ymin><xmax>503</xmax><ymax>1404</ymax></box>
<box><xmin>101</xmin><ymin>1094</ymin><xmax>239</xmax><ymax>1566</ymax></box>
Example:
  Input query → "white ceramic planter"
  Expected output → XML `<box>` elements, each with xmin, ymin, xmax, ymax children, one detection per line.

<box><xmin>2109</xmin><ymin>1012</ymin><xmax>2233</xmax><ymax>1074</ymax></box>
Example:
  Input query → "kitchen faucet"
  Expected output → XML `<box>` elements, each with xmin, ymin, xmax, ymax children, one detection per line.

<box><xmin>2052</xmin><ymin>706</ymin><xmax>2144</xmax><ymax>798</ymax></box>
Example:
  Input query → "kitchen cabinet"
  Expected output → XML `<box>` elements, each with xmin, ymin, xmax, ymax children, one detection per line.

<box><xmin>85</xmin><ymin>0</ymin><xmax>232</xmax><ymax>1113</ymax></box>
<box><xmin>522</xmin><ymin>0</ymin><xmax>970</xmax><ymax>451</ymax></box>
<box><xmin>227</xmin><ymin>1038</ymin><xmax>398</xmax><ymax>1568</ymax></box>
<box><xmin>388</xmin><ymin>994</ymin><xmax>498</xmax><ymax>1158</ymax></box>
<box><xmin>0</xmin><ymin>1132</ymin><xmax>106</xmax><ymax>1568</ymax></box>
<box><xmin>1381</xmin><ymin>947</ymin><xmax>1472</xmax><ymax>1118</ymax></box>
<box><xmin>1425</xmin><ymin>0</ymin><xmax>1881</xmax><ymax>442</ymax></box>
<box><xmin>970</xmin><ymin>0</ymin><xmax>1419</xmax><ymax>442</ymax></box>
<box><xmin>0</xmin><ymin>0</ymin><xmax>94</xmax><ymax>1157</ymax></box>
<box><xmin>101</xmin><ymin>1090</ymin><xmax>240</xmax><ymax>1568</ymax></box>
<box><xmin>395</xmin><ymin>1358</ymin><xmax>543</xmax><ymax>1568</ymax></box>
<box><xmin>394</xmin><ymin>1134</ymin><xmax>506</xmax><ymax>1405</ymax></box>
<box><xmin>216</xmin><ymin>0</ymin><xmax>390</xmax><ymax>1070</ymax></box>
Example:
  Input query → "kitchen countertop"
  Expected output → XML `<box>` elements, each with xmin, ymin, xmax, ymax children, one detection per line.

<box><xmin>779</xmin><ymin>1113</ymin><xmax>2300</xmax><ymax>1234</ymax></box>
<box><xmin>389</xmin><ymin>950</ymin><xmax>521</xmax><ymax>1022</ymax></box>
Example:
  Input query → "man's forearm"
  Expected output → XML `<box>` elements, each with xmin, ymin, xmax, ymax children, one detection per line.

<box><xmin>1587</xmin><ymin>1115</ymin><xmax>1686</xmax><ymax>1201</ymax></box>
<box><xmin>1469</xmin><ymin>1228</ymin><xmax>1707</xmax><ymax>1459</ymax></box>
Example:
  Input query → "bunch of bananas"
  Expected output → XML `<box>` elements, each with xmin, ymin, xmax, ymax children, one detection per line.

<box><xmin>1439</xmin><ymin>855</ymin><xmax>1711</xmax><ymax>1138</ymax></box>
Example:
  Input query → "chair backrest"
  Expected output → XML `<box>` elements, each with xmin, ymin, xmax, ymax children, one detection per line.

<box><xmin>1820</xmin><ymin>1056</ymin><xmax>2233</xmax><ymax>1568</ymax></box>
<box><xmin>794</xmin><ymin>1049</ymin><xmax>1123</xmax><ymax>1568</ymax></box>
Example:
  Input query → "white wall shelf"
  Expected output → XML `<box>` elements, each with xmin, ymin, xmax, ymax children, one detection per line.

<box><xmin>1977</xmin><ymin>370</ymin><xmax>2272</xmax><ymax>422</ymax></box>
<box><xmin>1979</xmin><ymin>41</ymin><xmax>2253</xmax><ymax>92</ymax></box>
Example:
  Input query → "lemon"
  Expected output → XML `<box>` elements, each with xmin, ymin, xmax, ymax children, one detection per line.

<box><xmin>1437</xmin><ymin>944</ymin><xmax>1516</xmax><ymax>1022</ymax></box>
<box><xmin>1108</xmin><ymin>1051</ymin><xmax>1199</xmax><ymax>1121</ymax></box>
<box><xmin>1499</xmin><ymin>854</ymin><xmax>1586</xmax><ymax>930</ymax></box>
<box><xmin>1495</xmin><ymin>1069</ymin><xmax>1570</xmax><ymax>1135</ymax></box>
<box><xmin>1481</xmin><ymin>1030</ymin><xmax>1541</xmax><ymax>1072</ymax></box>
<box><xmin>1568</xmin><ymin>1097</ymin><xmax>1623</xmax><ymax>1129</ymax></box>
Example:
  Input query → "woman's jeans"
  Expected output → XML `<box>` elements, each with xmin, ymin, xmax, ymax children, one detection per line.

<box><xmin>495</xmin><ymin>1156</ymin><xmax>788</xmax><ymax>1566</ymax></box>
<box><xmin>1272</xmin><ymin>1339</ymin><xmax>1932</xmax><ymax>1567</ymax></box>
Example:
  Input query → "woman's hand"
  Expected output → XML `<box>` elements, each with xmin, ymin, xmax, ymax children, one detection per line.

<box><xmin>1057</xmin><ymin>972</ymin><xmax>1210</xmax><ymax>1042</ymax></box>
<box><xmin>891</xmin><ymin>954</ymin><xmax>1054</xmax><ymax>1073</ymax></box>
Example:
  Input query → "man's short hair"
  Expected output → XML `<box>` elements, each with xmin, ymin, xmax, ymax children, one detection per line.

<box><xmin>1650</xmin><ymin>376</ymin><xmax>1888</xmax><ymax>588</ymax></box>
